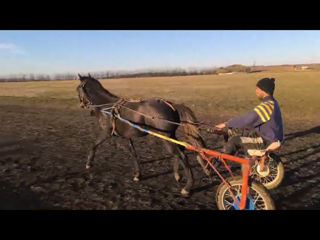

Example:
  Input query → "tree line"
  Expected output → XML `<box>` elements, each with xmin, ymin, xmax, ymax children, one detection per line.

<box><xmin>0</xmin><ymin>65</ymin><xmax>253</xmax><ymax>82</ymax></box>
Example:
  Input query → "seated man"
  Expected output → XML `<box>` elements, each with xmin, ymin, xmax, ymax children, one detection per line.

<box><xmin>215</xmin><ymin>77</ymin><xmax>284</xmax><ymax>157</ymax></box>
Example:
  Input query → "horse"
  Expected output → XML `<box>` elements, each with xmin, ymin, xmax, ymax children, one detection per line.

<box><xmin>76</xmin><ymin>74</ymin><xmax>210</xmax><ymax>196</ymax></box>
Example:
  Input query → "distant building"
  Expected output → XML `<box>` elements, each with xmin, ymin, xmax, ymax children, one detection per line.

<box><xmin>293</xmin><ymin>65</ymin><xmax>309</xmax><ymax>71</ymax></box>
<box><xmin>218</xmin><ymin>72</ymin><xmax>234</xmax><ymax>75</ymax></box>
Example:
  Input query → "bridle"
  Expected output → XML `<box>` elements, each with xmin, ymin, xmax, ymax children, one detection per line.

<box><xmin>78</xmin><ymin>78</ymin><xmax>93</xmax><ymax>108</ymax></box>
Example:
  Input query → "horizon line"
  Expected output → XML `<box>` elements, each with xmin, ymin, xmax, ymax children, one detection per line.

<box><xmin>1</xmin><ymin>61</ymin><xmax>319</xmax><ymax>78</ymax></box>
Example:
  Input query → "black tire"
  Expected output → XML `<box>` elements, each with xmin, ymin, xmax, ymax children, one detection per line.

<box><xmin>215</xmin><ymin>176</ymin><xmax>275</xmax><ymax>210</ymax></box>
<box><xmin>242</xmin><ymin>153</ymin><xmax>284</xmax><ymax>190</ymax></box>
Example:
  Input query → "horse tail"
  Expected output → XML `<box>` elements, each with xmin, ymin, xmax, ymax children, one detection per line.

<box><xmin>173</xmin><ymin>103</ymin><xmax>212</xmax><ymax>176</ymax></box>
<box><xmin>173</xmin><ymin>103</ymin><xmax>206</xmax><ymax>149</ymax></box>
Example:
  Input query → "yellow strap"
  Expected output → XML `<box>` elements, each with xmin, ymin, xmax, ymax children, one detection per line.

<box><xmin>254</xmin><ymin>108</ymin><xmax>266</xmax><ymax>122</ymax></box>
<box><xmin>257</xmin><ymin>105</ymin><xmax>270</xmax><ymax>120</ymax></box>
<box><xmin>148</xmin><ymin>131</ymin><xmax>189</xmax><ymax>148</ymax></box>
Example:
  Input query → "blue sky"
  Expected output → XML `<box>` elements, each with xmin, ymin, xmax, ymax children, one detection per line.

<box><xmin>1</xmin><ymin>30</ymin><xmax>320</xmax><ymax>76</ymax></box>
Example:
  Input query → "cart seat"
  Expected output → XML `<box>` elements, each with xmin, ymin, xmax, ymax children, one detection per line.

<box><xmin>247</xmin><ymin>140</ymin><xmax>281</xmax><ymax>157</ymax></box>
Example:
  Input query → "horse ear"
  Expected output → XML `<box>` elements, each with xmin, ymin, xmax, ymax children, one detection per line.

<box><xmin>88</xmin><ymin>73</ymin><xmax>91</xmax><ymax>78</ymax></box>
<box><xmin>78</xmin><ymin>74</ymin><xmax>82</xmax><ymax>80</ymax></box>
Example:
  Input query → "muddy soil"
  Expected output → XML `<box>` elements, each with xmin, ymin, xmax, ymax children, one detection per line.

<box><xmin>0</xmin><ymin>104</ymin><xmax>319</xmax><ymax>210</ymax></box>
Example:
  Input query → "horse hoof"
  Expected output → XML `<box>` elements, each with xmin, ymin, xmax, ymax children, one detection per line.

<box><xmin>174</xmin><ymin>173</ymin><xmax>181</xmax><ymax>182</ymax></box>
<box><xmin>181</xmin><ymin>188</ymin><xmax>189</xmax><ymax>196</ymax></box>
<box><xmin>133</xmin><ymin>176</ymin><xmax>140</xmax><ymax>182</ymax></box>
<box><xmin>204</xmin><ymin>169</ymin><xmax>211</xmax><ymax>176</ymax></box>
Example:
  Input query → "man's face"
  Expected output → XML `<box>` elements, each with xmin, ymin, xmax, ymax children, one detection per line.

<box><xmin>256</xmin><ymin>87</ymin><xmax>265</xmax><ymax>100</ymax></box>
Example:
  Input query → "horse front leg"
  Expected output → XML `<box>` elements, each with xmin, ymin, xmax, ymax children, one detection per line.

<box><xmin>128</xmin><ymin>138</ymin><xmax>141</xmax><ymax>182</ymax></box>
<box><xmin>86</xmin><ymin>130</ymin><xmax>110</xmax><ymax>169</ymax></box>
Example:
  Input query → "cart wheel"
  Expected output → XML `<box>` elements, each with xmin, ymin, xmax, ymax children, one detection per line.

<box><xmin>242</xmin><ymin>153</ymin><xmax>284</xmax><ymax>189</ymax></box>
<box><xmin>215</xmin><ymin>176</ymin><xmax>275</xmax><ymax>210</ymax></box>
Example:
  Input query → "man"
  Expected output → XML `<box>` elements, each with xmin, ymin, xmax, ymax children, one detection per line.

<box><xmin>215</xmin><ymin>77</ymin><xmax>284</xmax><ymax>157</ymax></box>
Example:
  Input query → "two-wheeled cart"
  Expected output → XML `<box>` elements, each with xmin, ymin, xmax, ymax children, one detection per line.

<box><xmin>101</xmin><ymin>108</ymin><xmax>280</xmax><ymax>210</ymax></box>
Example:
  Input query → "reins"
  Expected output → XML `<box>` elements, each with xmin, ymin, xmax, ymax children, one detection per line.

<box><xmin>78</xmin><ymin>80</ymin><xmax>224</xmax><ymax>135</ymax></box>
<box><xmin>89</xmin><ymin>101</ymin><xmax>214</xmax><ymax>129</ymax></box>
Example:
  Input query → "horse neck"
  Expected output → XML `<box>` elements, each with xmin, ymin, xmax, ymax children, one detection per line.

<box><xmin>87</xmin><ymin>85</ymin><xmax>119</xmax><ymax>105</ymax></box>
<box><xmin>97</xmin><ymin>91</ymin><xmax>119</xmax><ymax>104</ymax></box>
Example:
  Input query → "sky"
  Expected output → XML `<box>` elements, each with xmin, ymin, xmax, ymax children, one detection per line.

<box><xmin>1</xmin><ymin>30</ymin><xmax>320</xmax><ymax>76</ymax></box>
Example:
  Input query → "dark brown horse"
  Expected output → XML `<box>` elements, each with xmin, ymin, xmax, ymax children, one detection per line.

<box><xmin>76</xmin><ymin>74</ymin><xmax>209</xmax><ymax>196</ymax></box>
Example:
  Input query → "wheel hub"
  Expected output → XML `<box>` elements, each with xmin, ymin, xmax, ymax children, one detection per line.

<box><xmin>256</xmin><ymin>164</ymin><xmax>270</xmax><ymax>177</ymax></box>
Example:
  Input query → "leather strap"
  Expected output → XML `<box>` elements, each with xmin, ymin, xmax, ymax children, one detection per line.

<box><xmin>110</xmin><ymin>98</ymin><xmax>127</xmax><ymax>136</ymax></box>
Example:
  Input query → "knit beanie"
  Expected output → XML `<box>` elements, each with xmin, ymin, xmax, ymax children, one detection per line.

<box><xmin>256</xmin><ymin>78</ymin><xmax>275</xmax><ymax>96</ymax></box>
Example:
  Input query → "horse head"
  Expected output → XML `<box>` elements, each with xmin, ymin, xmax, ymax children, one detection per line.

<box><xmin>76</xmin><ymin>73</ymin><xmax>119</xmax><ymax>109</ymax></box>
<box><xmin>76</xmin><ymin>73</ymin><xmax>93</xmax><ymax>109</ymax></box>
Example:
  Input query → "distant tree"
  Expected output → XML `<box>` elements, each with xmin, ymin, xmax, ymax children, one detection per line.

<box><xmin>29</xmin><ymin>73</ymin><xmax>35</xmax><ymax>81</ymax></box>
<box><xmin>225</xmin><ymin>64</ymin><xmax>251</xmax><ymax>73</ymax></box>
<box><xmin>21</xmin><ymin>74</ymin><xmax>27</xmax><ymax>81</ymax></box>
<box><xmin>216</xmin><ymin>67</ymin><xmax>229</xmax><ymax>74</ymax></box>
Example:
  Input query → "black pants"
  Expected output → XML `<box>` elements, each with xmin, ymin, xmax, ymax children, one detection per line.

<box><xmin>223</xmin><ymin>128</ymin><xmax>270</xmax><ymax>156</ymax></box>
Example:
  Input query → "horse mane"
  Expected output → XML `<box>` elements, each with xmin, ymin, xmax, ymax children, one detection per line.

<box><xmin>81</xmin><ymin>76</ymin><xmax>119</xmax><ymax>105</ymax></box>
<box><xmin>89</xmin><ymin>77</ymin><xmax>119</xmax><ymax>99</ymax></box>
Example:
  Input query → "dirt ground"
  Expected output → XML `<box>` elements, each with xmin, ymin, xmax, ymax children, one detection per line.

<box><xmin>0</xmin><ymin>103</ymin><xmax>320</xmax><ymax>210</ymax></box>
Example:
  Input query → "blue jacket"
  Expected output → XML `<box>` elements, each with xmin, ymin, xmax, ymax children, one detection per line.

<box><xmin>225</xmin><ymin>96</ymin><xmax>284</xmax><ymax>143</ymax></box>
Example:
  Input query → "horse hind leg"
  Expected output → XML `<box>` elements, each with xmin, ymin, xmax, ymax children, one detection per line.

<box><xmin>197</xmin><ymin>154</ymin><xmax>211</xmax><ymax>176</ymax></box>
<box><xmin>163</xmin><ymin>139</ymin><xmax>194</xmax><ymax>196</ymax></box>
<box><xmin>176</xmin><ymin>146</ymin><xmax>194</xmax><ymax>196</ymax></box>
<box><xmin>128</xmin><ymin>138</ymin><xmax>141</xmax><ymax>182</ymax></box>
<box><xmin>163</xmin><ymin>137</ymin><xmax>181</xmax><ymax>183</ymax></box>
<box><xmin>170</xmin><ymin>154</ymin><xmax>181</xmax><ymax>183</ymax></box>
<box><xmin>173</xmin><ymin>157</ymin><xmax>181</xmax><ymax>182</ymax></box>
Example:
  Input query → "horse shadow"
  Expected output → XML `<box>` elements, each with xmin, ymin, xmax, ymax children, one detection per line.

<box><xmin>279</xmin><ymin>143</ymin><xmax>320</xmax><ymax>158</ymax></box>
<box><xmin>279</xmin><ymin>144</ymin><xmax>320</xmax><ymax>166</ymax></box>
<box><xmin>138</xmin><ymin>155</ymin><xmax>204</xmax><ymax>181</ymax></box>
<box><xmin>139</xmin><ymin>169</ymin><xmax>173</xmax><ymax>181</ymax></box>
<box><xmin>274</xmin><ymin>172</ymin><xmax>320</xmax><ymax>210</ymax></box>
<box><xmin>278</xmin><ymin>125</ymin><xmax>320</xmax><ymax>164</ymax></box>
<box><xmin>279</xmin><ymin>156</ymin><xmax>320</xmax><ymax>187</ymax></box>
<box><xmin>0</xmin><ymin>180</ymin><xmax>64</xmax><ymax>210</ymax></box>
<box><xmin>140</xmin><ymin>156</ymin><xmax>172</xmax><ymax>165</ymax></box>
<box><xmin>138</xmin><ymin>154</ymin><xmax>228</xmax><ymax>195</ymax></box>
<box><xmin>0</xmin><ymin>135</ymin><xmax>38</xmax><ymax>159</ymax></box>
<box><xmin>285</xmin><ymin>125</ymin><xmax>320</xmax><ymax>141</ymax></box>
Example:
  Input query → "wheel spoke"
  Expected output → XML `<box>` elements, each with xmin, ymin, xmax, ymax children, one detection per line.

<box><xmin>224</xmin><ymin>199</ymin><xmax>235</xmax><ymax>210</ymax></box>
<box><xmin>221</xmin><ymin>182</ymin><xmax>270</xmax><ymax>210</ymax></box>
<box><xmin>222</xmin><ymin>184</ymin><xmax>243</xmax><ymax>210</ymax></box>
<box><xmin>252</xmin><ymin>192</ymin><xmax>260</xmax><ymax>204</ymax></box>
<box><xmin>248</xmin><ymin>188</ymin><xmax>266</xmax><ymax>210</ymax></box>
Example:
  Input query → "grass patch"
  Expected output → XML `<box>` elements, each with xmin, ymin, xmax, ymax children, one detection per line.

<box><xmin>0</xmin><ymin>71</ymin><xmax>319</xmax><ymax>123</ymax></box>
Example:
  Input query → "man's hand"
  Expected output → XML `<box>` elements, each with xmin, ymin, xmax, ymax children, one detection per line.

<box><xmin>215</xmin><ymin>122</ymin><xmax>226</xmax><ymax>130</ymax></box>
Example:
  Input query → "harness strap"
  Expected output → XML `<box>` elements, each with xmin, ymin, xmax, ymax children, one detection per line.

<box><xmin>109</xmin><ymin>98</ymin><xmax>173</xmax><ymax>136</ymax></box>
<box><xmin>110</xmin><ymin>98</ymin><xmax>127</xmax><ymax>136</ymax></box>
<box><xmin>159</xmin><ymin>98</ymin><xmax>176</xmax><ymax>112</ymax></box>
